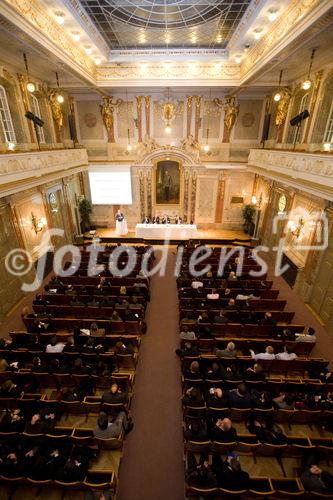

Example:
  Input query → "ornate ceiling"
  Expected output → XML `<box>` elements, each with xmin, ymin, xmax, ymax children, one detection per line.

<box><xmin>78</xmin><ymin>0</ymin><xmax>251</xmax><ymax>49</ymax></box>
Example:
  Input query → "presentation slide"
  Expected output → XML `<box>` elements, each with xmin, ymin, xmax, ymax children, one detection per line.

<box><xmin>89</xmin><ymin>168</ymin><xmax>133</xmax><ymax>205</ymax></box>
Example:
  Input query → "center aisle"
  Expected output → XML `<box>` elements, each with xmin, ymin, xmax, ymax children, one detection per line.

<box><xmin>117</xmin><ymin>247</ymin><xmax>184</xmax><ymax>500</ymax></box>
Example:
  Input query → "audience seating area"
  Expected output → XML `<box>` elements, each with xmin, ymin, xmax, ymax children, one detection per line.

<box><xmin>0</xmin><ymin>244</ymin><xmax>153</xmax><ymax>499</ymax></box>
<box><xmin>177</xmin><ymin>245</ymin><xmax>333</xmax><ymax>499</ymax></box>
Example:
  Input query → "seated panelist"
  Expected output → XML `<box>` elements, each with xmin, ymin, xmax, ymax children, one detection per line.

<box><xmin>142</xmin><ymin>216</ymin><xmax>150</xmax><ymax>224</ymax></box>
<box><xmin>155</xmin><ymin>216</ymin><xmax>160</xmax><ymax>224</ymax></box>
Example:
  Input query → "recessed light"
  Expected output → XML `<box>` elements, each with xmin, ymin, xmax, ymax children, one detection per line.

<box><xmin>54</xmin><ymin>12</ymin><xmax>65</xmax><ymax>25</ymax></box>
<box><xmin>71</xmin><ymin>31</ymin><xmax>81</xmax><ymax>42</ymax></box>
<box><xmin>268</xmin><ymin>9</ymin><xmax>278</xmax><ymax>22</ymax></box>
<box><xmin>84</xmin><ymin>46</ymin><xmax>92</xmax><ymax>55</ymax></box>
<box><xmin>235</xmin><ymin>55</ymin><xmax>242</xmax><ymax>64</ymax></box>
<box><xmin>254</xmin><ymin>29</ymin><xmax>263</xmax><ymax>40</ymax></box>
<box><xmin>94</xmin><ymin>56</ymin><xmax>102</xmax><ymax>65</ymax></box>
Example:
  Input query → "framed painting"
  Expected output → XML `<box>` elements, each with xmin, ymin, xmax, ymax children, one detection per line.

<box><xmin>155</xmin><ymin>159</ymin><xmax>181</xmax><ymax>205</ymax></box>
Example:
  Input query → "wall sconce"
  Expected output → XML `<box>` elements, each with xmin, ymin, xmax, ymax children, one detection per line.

<box><xmin>31</xmin><ymin>212</ymin><xmax>47</xmax><ymax>234</ymax></box>
<box><xmin>288</xmin><ymin>217</ymin><xmax>305</xmax><ymax>238</ymax></box>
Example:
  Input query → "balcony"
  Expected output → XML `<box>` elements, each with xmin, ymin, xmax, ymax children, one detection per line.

<box><xmin>0</xmin><ymin>148</ymin><xmax>88</xmax><ymax>197</ymax></box>
<box><xmin>248</xmin><ymin>149</ymin><xmax>333</xmax><ymax>201</ymax></box>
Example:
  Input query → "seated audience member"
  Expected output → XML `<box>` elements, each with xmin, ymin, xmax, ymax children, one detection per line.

<box><xmin>184</xmin><ymin>419</ymin><xmax>208</xmax><ymax>441</ymax></box>
<box><xmin>81</xmin><ymin>337</ymin><xmax>104</xmax><ymax>354</ymax></box>
<box><xmin>296</xmin><ymin>327</ymin><xmax>317</xmax><ymax>343</ymax></box>
<box><xmin>102</xmin><ymin>383</ymin><xmax>128</xmax><ymax>404</ymax></box>
<box><xmin>0</xmin><ymin>409</ymin><xmax>25</xmax><ymax>433</ymax></box>
<box><xmin>262</xmin><ymin>312</ymin><xmax>276</xmax><ymax>325</ymax></box>
<box><xmin>21</xmin><ymin>306</ymin><xmax>30</xmax><ymax>318</ymax></box>
<box><xmin>245</xmin><ymin>363</ymin><xmax>265</xmax><ymax>381</ymax></box>
<box><xmin>142</xmin><ymin>216</ymin><xmax>150</xmax><ymax>223</ymax></box>
<box><xmin>191</xmin><ymin>279</ymin><xmax>203</xmax><ymax>289</ymax></box>
<box><xmin>184</xmin><ymin>361</ymin><xmax>201</xmax><ymax>380</ymax></box>
<box><xmin>228</xmin><ymin>383</ymin><xmax>251</xmax><ymax>408</ymax></box>
<box><xmin>276</xmin><ymin>328</ymin><xmax>295</xmax><ymax>341</ymax></box>
<box><xmin>25</xmin><ymin>411</ymin><xmax>56</xmax><ymax>434</ymax></box>
<box><xmin>114</xmin><ymin>341</ymin><xmax>135</xmax><ymax>355</ymax></box>
<box><xmin>225</xmin><ymin>298</ymin><xmax>236</xmax><ymax>310</ymax></box>
<box><xmin>213</xmin><ymin>310</ymin><xmax>228</xmax><ymax>324</ymax></box>
<box><xmin>212</xmin><ymin>452</ymin><xmax>250</xmax><ymax>490</ymax></box>
<box><xmin>0</xmin><ymin>357</ymin><xmax>8</xmax><ymax>372</ymax></box>
<box><xmin>251</xmin><ymin>389</ymin><xmax>272</xmax><ymax>409</ymax></box>
<box><xmin>186</xmin><ymin>453</ymin><xmax>217</xmax><ymax>488</ymax></box>
<box><xmin>46</xmin><ymin>336</ymin><xmax>65</xmax><ymax>353</ymax></box>
<box><xmin>247</xmin><ymin>416</ymin><xmax>287</xmax><ymax>444</ymax></box>
<box><xmin>63</xmin><ymin>336</ymin><xmax>77</xmax><ymax>353</ymax></box>
<box><xmin>182</xmin><ymin>387</ymin><xmax>205</xmax><ymax>407</ymax></box>
<box><xmin>176</xmin><ymin>341</ymin><xmax>199</xmax><ymax>358</ymax></box>
<box><xmin>55</xmin><ymin>446</ymin><xmax>93</xmax><ymax>483</ymax></box>
<box><xmin>32</xmin><ymin>356</ymin><xmax>47</xmax><ymax>373</ymax></box>
<box><xmin>250</xmin><ymin>345</ymin><xmax>275</xmax><ymax>360</ymax></box>
<box><xmin>275</xmin><ymin>345</ymin><xmax>297</xmax><ymax>360</ymax></box>
<box><xmin>206</xmin><ymin>362</ymin><xmax>223</xmax><ymax>381</ymax></box>
<box><xmin>90</xmin><ymin>322</ymin><xmax>105</xmax><ymax>336</ymax></box>
<box><xmin>93</xmin><ymin>411</ymin><xmax>130</xmax><ymax>438</ymax></box>
<box><xmin>228</xmin><ymin>271</ymin><xmax>237</xmax><ymax>281</ymax></box>
<box><xmin>207</xmin><ymin>288</ymin><xmax>219</xmax><ymax>300</ymax></box>
<box><xmin>221</xmin><ymin>288</ymin><xmax>231</xmax><ymax>298</ymax></box>
<box><xmin>197</xmin><ymin>312</ymin><xmax>209</xmax><ymax>324</ymax></box>
<box><xmin>210</xmin><ymin>417</ymin><xmax>237</xmax><ymax>441</ymax></box>
<box><xmin>273</xmin><ymin>392</ymin><xmax>295</xmax><ymax>409</ymax></box>
<box><xmin>207</xmin><ymin>388</ymin><xmax>229</xmax><ymax>408</ymax></box>
<box><xmin>28</xmin><ymin>334</ymin><xmax>45</xmax><ymax>352</ymax></box>
<box><xmin>119</xmin><ymin>286</ymin><xmax>127</xmax><ymax>295</ymax></box>
<box><xmin>111</xmin><ymin>310</ymin><xmax>122</xmax><ymax>321</ymax></box>
<box><xmin>179</xmin><ymin>326</ymin><xmax>196</xmax><ymax>340</ymax></box>
<box><xmin>301</xmin><ymin>464</ymin><xmax>333</xmax><ymax>493</ymax></box>
<box><xmin>216</xmin><ymin>341</ymin><xmax>236</xmax><ymax>358</ymax></box>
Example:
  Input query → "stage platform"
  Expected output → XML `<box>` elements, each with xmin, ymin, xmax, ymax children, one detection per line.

<box><xmin>85</xmin><ymin>227</ymin><xmax>253</xmax><ymax>246</ymax></box>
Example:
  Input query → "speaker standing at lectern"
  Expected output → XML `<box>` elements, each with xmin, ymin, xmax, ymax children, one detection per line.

<box><xmin>115</xmin><ymin>209</ymin><xmax>128</xmax><ymax>236</ymax></box>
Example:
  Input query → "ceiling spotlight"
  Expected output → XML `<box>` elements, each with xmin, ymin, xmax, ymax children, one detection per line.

<box><xmin>274</xmin><ymin>92</ymin><xmax>281</xmax><ymax>102</ymax></box>
<box><xmin>323</xmin><ymin>143</ymin><xmax>331</xmax><ymax>152</ymax></box>
<box><xmin>7</xmin><ymin>142</ymin><xmax>15</xmax><ymax>151</ymax></box>
<box><xmin>216</xmin><ymin>35</ymin><xmax>222</xmax><ymax>43</ymax></box>
<box><xmin>57</xmin><ymin>94</ymin><xmax>64</xmax><ymax>104</ymax></box>
<box><xmin>254</xmin><ymin>29</ymin><xmax>263</xmax><ymax>40</ymax></box>
<box><xmin>94</xmin><ymin>56</ymin><xmax>102</xmax><ymax>65</ymax></box>
<box><xmin>71</xmin><ymin>31</ymin><xmax>81</xmax><ymax>42</ymax></box>
<box><xmin>55</xmin><ymin>72</ymin><xmax>64</xmax><ymax>104</ymax></box>
<box><xmin>84</xmin><ymin>46</ymin><xmax>92</xmax><ymax>55</ymax></box>
<box><xmin>54</xmin><ymin>12</ymin><xmax>65</xmax><ymax>25</ymax></box>
<box><xmin>127</xmin><ymin>143</ymin><xmax>133</xmax><ymax>152</ymax></box>
<box><xmin>302</xmin><ymin>79</ymin><xmax>312</xmax><ymax>90</ymax></box>
<box><xmin>235</xmin><ymin>55</ymin><xmax>242</xmax><ymax>64</ymax></box>
<box><xmin>165</xmin><ymin>124</ymin><xmax>171</xmax><ymax>134</ymax></box>
<box><xmin>203</xmin><ymin>144</ymin><xmax>210</xmax><ymax>152</ymax></box>
<box><xmin>244</xmin><ymin>44</ymin><xmax>251</xmax><ymax>52</ymax></box>
<box><xmin>268</xmin><ymin>9</ymin><xmax>278</xmax><ymax>22</ymax></box>
<box><xmin>26</xmin><ymin>82</ymin><xmax>35</xmax><ymax>93</ymax></box>
<box><xmin>302</xmin><ymin>48</ymin><xmax>316</xmax><ymax>91</ymax></box>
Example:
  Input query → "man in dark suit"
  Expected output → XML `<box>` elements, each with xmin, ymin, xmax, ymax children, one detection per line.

<box><xmin>102</xmin><ymin>383</ymin><xmax>128</xmax><ymax>404</ymax></box>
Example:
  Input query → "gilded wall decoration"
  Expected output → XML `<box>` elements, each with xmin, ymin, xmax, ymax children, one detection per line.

<box><xmin>183</xmin><ymin>169</ymin><xmax>190</xmax><ymax>221</ymax></box>
<box><xmin>186</xmin><ymin>96</ymin><xmax>193</xmax><ymax>137</ymax></box>
<box><xmin>146</xmin><ymin>169</ymin><xmax>152</xmax><ymax>218</ymax></box>
<box><xmin>144</xmin><ymin>96</ymin><xmax>151</xmax><ymax>137</ymax></box>
<box><xmin>100</xmin><ymin>96</ymin><xmax>122</xmax><ymax>143</ymax></box>
<box><xmin>136</xmin><ymin>96</ymin><xmax>143</xmax><ymax>143</ymax></box>
<box><xmin>190</xmin><ymin>171</ymin><xmax>197</xmax><ymax>222</ymax></box>
<box><xmin>223</xmin><ymin>96</ymin><xmax>239</xmax><ymax>131</ymax></box>
<box><xmin>194</xmin><ymin>96</ymin><xmax>202</xmax><ymax>141</ymax></box>
<box><xmin>275</xmin><ymin>88</ymin><xmax>292</xmax><ymax>127</ymax></box>
<box><xmin>180</xmin><ymin>135</ymin><xmax>200</xmax><ymax>161</ymax></box>
<box><xmin>304</xmin><ymin>70</ymin><xmax>323</xmax><ymax>142</ymax></box>
<box><xmin>49</xmin><ymin>89</ymin><xmax>63</xmax><ymax>130</ymax></box>
<box><xmin>139</xmin><ymin>170</ymin><xmax>145</xmax><ymax>220</ymax></box>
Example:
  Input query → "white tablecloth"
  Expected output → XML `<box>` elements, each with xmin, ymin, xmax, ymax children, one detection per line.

<box><xmin>135</xmin><ymin>223</ymin><xmax>198</xmax><ymax>239</ymax></box>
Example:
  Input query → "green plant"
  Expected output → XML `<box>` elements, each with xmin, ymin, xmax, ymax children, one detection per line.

<box><xmin>79</xmin><ymin>198</ymin><xmax>92</xmax><ymax>231</ymax></box>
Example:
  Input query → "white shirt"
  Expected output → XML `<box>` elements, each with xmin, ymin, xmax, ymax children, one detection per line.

<box><xmin>191</xmin><ymin>281</ymin><xmax>203</xmax><ymax>289</ymax></box>
<box><xmin>46</xmin><ymin>343</ymin><xmax>65</xmax><ymax>353</ymax></box>
<box><xmin>207</xmin><ymin>293</ymin><xmax>219</xmax><ymax>300</ymax></box>
<box><xmin>295</xmin><ymin>334</ymin><xmax>316</xmax><ymax>342</ymax></box>
<box><xmin>275</xmin><ymin>352</ymin><xmax>297</xmax><ymax>360</ymax></box>
<box><xmin>250</xmin><ymin>350</ymin><xmax>275</xmax><ymax>360</ymax></box>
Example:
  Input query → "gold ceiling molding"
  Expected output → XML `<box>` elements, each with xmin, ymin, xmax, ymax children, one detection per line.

<box><xmin>96</xmin><ymin>63</ymin><xmax>240</xmax><ymax>82</ymax></box>
<box><xmin>241</xmin><ymin>0</ymin><xmax>322</xmax><ymax>80</ymax></box>
<box><xmin>3</xmin><ymin>0</ymin><xmax>96</xmax><ymax>77</ymax></box>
